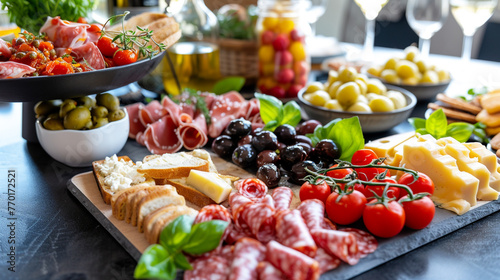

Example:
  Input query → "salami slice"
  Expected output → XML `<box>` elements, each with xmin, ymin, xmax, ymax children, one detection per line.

<box><xmin>240</xmin><ymin>203</ymin><xmax>276</xmax><ymax>243</ymax></box>
<box><xmin>184</xmin><ymin>255</ymin><xmax>230</xmax><ymax>280</ymax></box>
<box><xmin>229</xmin><ymin>238</ymin><xmax>267</xmax><ymax>280</ymax></box>
<box><xmin>257</xmin><ymin>261</ymin><xmax>285</xmax><ymax>280</ymax></box>
<box><xmin>225</xmin><ymin>222</ymin><xmax>251</xmax><ymax>245</ymax></box>
<box><xmin>275</xmin><ymin>210</ymin><xmax>317</xmax><ymax>257</ymax></box>
<box><xmin>262</xmin><ymin>194</ymin><xmax>275</xmax><ymax>210</ymax></box>
<box><xmin>194</xmin><ymin>205</ymin><xmax>231</xmax><ymax>224</ymax></box>
<box><xmin>297</xmin><ymin>199</ymin><xmax>336</xmax><ymax>231</ymax></box>
<box><xmin>311</xmin><ymin>229</ymin><xmax>360</xmax><ymax>265</ymax></box>
<box><xmin>340</xmin><ymin>228</ymin><xmax>378</xmax><ymax>258</ymax></box>
<box><xmin>229</xmin><ymin>193</ymin><xmax>253</xmax><ymax>234</ymax></box>
<box><xmin>266</xmin><ymin>240</ymin><xmax>320</xmax><ymax>280</ymax></box>
<box><xmin>315</xmin><ymin>247</ymin><xmax>341</xmax><ymax>274</ymax></box>
<box><xmin>271</xmin><ymin>187</ymin><xmax>293</xmax><ymax>211</ymax></box>
<box><xmin>237</xmin><ymin>178</ymin><xmax>268</xmax><ymax>201</ymax></box>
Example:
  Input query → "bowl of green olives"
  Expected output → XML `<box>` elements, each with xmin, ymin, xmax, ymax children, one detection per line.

<box><xmin>34</xmin><ymin>93</ymin><xmax>129</xmax><ymax>167</ymax></box>
<box><xmin>298</xmin><ymin>84</ymin><xmax>417</xmax><ymax>133</ymax></box>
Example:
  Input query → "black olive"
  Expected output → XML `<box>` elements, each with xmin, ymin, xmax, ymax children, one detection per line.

<box><xmin>294</xmin><ymin>135</ymin><xmax>312</xmax><ymax>146</ymax></box>
<box><xmin>212</xmin><ymin>135</ymin><xmax>236</xmax><ymax>158</ymax></box>
<box><xmin>280</xmin><ymin>144</ymin><xmax>308</xmax><ymax>171</ymax></box>
<box><xmin>232</xmin><ymin>144</ymin><xmax>257</xmax><ymax>168</ymax></box>
<box><xmin>225</xmin><ymin>118</ymin><xmax>252</xmax><ymax>139</ymax></box>
<box><xmin>238</xmin><ymin>135</ymin><xmax>253</xmax><ymax>146</ymax></box>
<box><xmin>314</xmin><ymin>139</ymin><xmax>341</xmax><ymax>165</ymax></box>
<box><xmin>296</xmin><ymin>120</ymin><xmax>322</xmax><ymax>135</ymax></box>
<box><xmin>256</xmin><ymin>150</ymin><xmax>279</xmax><ymax>168</ymax></box>
<box><xmin>252</xmin><ymin>130</ymin><xmax>278</xmax><ymax>151</ymax></box>
<box><xmin>257</xmin><ymin>164</ymin><xmax>281</xmax><ymax>188</ymax></box>
<box><xmin>274</xmin><ymin>124</ymin><xmax>297</xmax><ymax>145</ymax></box>
<box><xmin>289</xmin><ymin>160</ymin><xmax>321</xmax><ymax>185</ymax></box>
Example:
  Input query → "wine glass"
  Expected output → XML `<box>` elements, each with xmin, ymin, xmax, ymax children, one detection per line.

<box><xmin>353</xmin><ymin>0</ymin><xmax>390</xmax><ymax>61</ymax></box>
<box><xmin>306</xmin><ymin>0</ymin><xmax>329</xmax><ymax>37</ymax></box>
<box><xmin>406</xmin><ymin>0</ymin><xmax>449</xmax><ymax>58</ymax></box>
<box><xmin>450</xmin><ymin>0</ymin><xmax>498</xmax><ymax>61</ymax></box>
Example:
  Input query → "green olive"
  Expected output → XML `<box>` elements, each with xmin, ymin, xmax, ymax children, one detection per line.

<box><xmin>34</xmin><ymin>100</ymin><xmax>58</xmax><ymax>117</ymax></box>
<box><xmin>75</xmin><ymin>96</ymin><xmax>96</xmax><ymax>108</ymax></box>
<box><xmin>84</xmin><ymin>120</ymin><xmax>93</xmax><ymax>130</ymax></box>
<box><xmin>63</xmin><ymin>106</ymin><xmax>91</xmax><ymax>130</ymax></box>
<box><xmin>43</xmin><ymin>118</ymin><xmax>64</xmax><ymax>130</ymax></box>
<box><xmin>96</xmin><ymin>93</ymin><xmax>120</xmax><ymax>111</ymax></box>
<box><xmin>47</xmin><ymin>113</ymin><xmax>59</xmax><ymax>119</ymax></box>
<box><xmin>93</xmin><ymin>117</ymin><xmax>109</xmax><ymax>128</ymax></box>
<box><xmin>59</xmin><ymin>101</ymin><xmax>77</xmax><ymax>118</ymax></box>
<box><xmin>91</xmin><ymin>106</ymin><xmax>109</xmax><ymax>119</ymax></box>
<box><xmin>108</xmin><ymin>109</ymin><xmax>125</xmax><ymax>122</ymax></box>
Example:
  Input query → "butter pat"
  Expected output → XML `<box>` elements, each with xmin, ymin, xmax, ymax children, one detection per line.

<box><xmin>186</xmin><ymin>170</ymin><xmax>232</xmax><ymax>203</ymax></box>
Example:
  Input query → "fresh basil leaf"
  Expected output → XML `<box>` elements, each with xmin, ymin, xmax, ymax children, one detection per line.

<box><xmin>255</xmin><ymin>93</ymin><xmax>282</xmax><ymax>124</ymax></box>
<box><xmin>475</xmin><ymin>122</ymin><xmax>487</xmax><ymax>129</ymax></box>
<box><xmin>263</xmin><ymin>120</ymin><xmax>279</xmax><ymax>131</ymax></box>
<box><xmin>328</xmin><ymin>117</ymin><xmax>365</xmax><ymax>161</ymax></box>
<box><xmin>280</xmin><ymin>101</ymin><xmax>302</xmax><ymax>128</ymax></box>
<box><xmin>306</xmin><ymin>133</ymin><xmax>320</xmax><ymax>147</ymax></box>
<box><xmin>212</xmin><ymin>76</ymin><xmax>246</xmax><ymax>95</ymax></box>
<box><xmin>408</xmin><ymin>117</ymin><xmax>426</xmax><ymax>130</ymax></box>
<box><xmin>134</xmin><ymin>245</ymin><xmax>176</xmax><ymax>280</ymax></box>
<box><xmin>182</xmin><ymin>220</ymin><xmax>229</xmax><ymax>255</ymax></box>
<box><xmin>160</xmin><ymin>215</ymin><xmax>194</xmax><ymax>251</ymax></box>
<box><xmin>426</xmin><ymin>109</ymin><xmax>447</xmax><ymax>139</ymax></box>
<box><xmin>173</xmin><ymin>252</ymin><xmax>192</xmax><ymax>271</ymax></box>
<box><xmin>446</xmin><ymin>122</ymin><xmax>474</xmax><ymax>142</ymax></box>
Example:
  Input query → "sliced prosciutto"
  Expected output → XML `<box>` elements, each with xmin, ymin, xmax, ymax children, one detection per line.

<box><xmin>40</xmin><ymin>17</ymin><xmax>91</xmax><ymax>48</ymax></box>
<box><xmin>178</xmin><ymin>112</ymin><xmax>208</xmax><ymax>150</ymax></box>
<box><xmin>70</xmin><ymin>42</ymin><xmax>105</xmax><ymax>70</ymax></box>
<box><xmin>0</xmin><ymin>61</ymin><xmax>36</xmax><ymax>79</ymax></box>
<box><xmin>208</xmin><ymin>91</ymin><xmax>248</xmax><ymax>138</ymax></box>
<box><xmin>125</xmin><ymin>103</ymin><xmax>146</xmax><ymax>139</ymax></box>
<box><xmin>139</xmin><ymin>100</ymin><xmax>166</xmax><ymax>127</ymax></box>
<box><xmin>143</xmin><ymin>115</ymin><xmax>183</xmax><ymax>154</ymax></box>
<box><xmin>0</xmin><ymin>39</ymin><xmax>11</xmax><ymax>59</ymax></box>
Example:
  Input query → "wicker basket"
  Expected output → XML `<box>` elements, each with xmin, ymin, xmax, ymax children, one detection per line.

<box><xmin>215</xmin><ymin>38</ymin><xmax>258</xmax><ymax>81</ymax></box>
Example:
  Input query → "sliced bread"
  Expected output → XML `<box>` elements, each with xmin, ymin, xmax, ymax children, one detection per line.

<box><xmin>146</xmin><ymin>205</ymin><xmax>198</xmax><ymax>244</ymax></box>
<box><xmin>129</xmin><ymin>185</ymin><xmax>175</xmax><ymax>226</ymax></box>
<box><xmin>138</xmin><ymin>152</ymin><xmax>210</xmax><ymax>179</ymax></box>
<box><xmin>137</xmin><ymin>188</ymin><xmax>186</xmax><ymax>233</ymax></box>
<box><xmin>166</xmin><ymin>178</ymin><xmax>217</xmax><ymax>208</ymax></box>
<box><xmin>111</xmin><ymin>184</ymin><xmax>157</xmax><ymax>220</ymax></box>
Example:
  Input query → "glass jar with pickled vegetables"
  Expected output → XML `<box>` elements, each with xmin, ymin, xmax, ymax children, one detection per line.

<box><xmin>256</xmin><ymin>0</ymin><xmax>311</xmax><ymax>99</ymax></box>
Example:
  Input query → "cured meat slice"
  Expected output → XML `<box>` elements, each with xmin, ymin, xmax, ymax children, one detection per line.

<box><xmin>125</xmin><ymin>103</ymin><xmax>146</xmax><ymax>139</ymax></box>
<box><xmin>240</xmin><ymin>203</ymin><xmax>275</xmax><ymax>243</ymax></box>
<box><xmin>275</xmin><ymin>210</ymin><xmax>317</xmax><ymax>257</ymax></box>
<box><xmin>225</xmin><ymin>222</ymin><xmax>250</xmax><ymax>245</ymax></box>
<box><xmin>340</xmin><ymin>228</ymin><xmax>378</xmax><ymax>258</ymax></box>
<box><xmin>40</xmin><ymin>16</ymin><xmax>90</xmax><ymax>48</ymax></box>
<box><xmin>297</xmin><ymin>199</ymin><xmax>336</xmax><ymax>231</ymax></box>
<box><xmin>208</xmin><ymin>91</ymin><xmax>248</xmax><ymax>138</ymax></box>
<box><xmin>0</xmin><ymin>39</ymin><xmax>11</xmax><ymax>59</ymax></box>
<box><xmin>266</xmin><ymin>240</ymin><xmax>320</xmax><ymax>280</ymax></box>
<box><xmin>262</xmin><ymin>194</ymin><xmax>275</xmax><ymax>210</ymax></box>
<box><xmin>228</xmin><ymin>193</ymin><xmax>253</xmax><ymax>237</ymax></box>
<box><xmin>161</xmin><ymin>95</ymin><xmax>194</xmax><ymax>127</ymax></box>
<box><xmin>194</xmin><ymin>205</ymin><xmax>231</xmax><ymax>224</ymax></box>
<box><xmin>229</xmin><ymin>238</ymin><xmax>267</xmax><ymax>280</ymax></box>
<box><xmin>70</xmin><ymin>42</ymin><xmax>105</xmax><ymax>70</ymax></box>
<box><xmin>257</xmin><ymin>261</ymin><xmax>285</xmax><ymax>280</ymax></box>
<box><xmin>315</xmin><ymin>247</ymin><xmax>341</xmax><ymax>274</ymax></box>
<box><xmin>0</xmin><ymin>61</ymin><xmax>36</xmax><ymax>79</ymax></box>
<box><xmin>139</xmin><ymin>100</ymin><xmax>166</xmax><ymax>127</ymax></box>
<box><xmin>178</xmin><ymin>112</ymin><xmax>208</xmax><ymax>150</ymax></box>
<box><xmin>311</xmin><ymin>229</ymin><xmax>360</xmax><ymax>265</ymax></box>
<box><xmin>184</xmin><ymin>255</ymin><xmax>230</xmax><ymax>280</ymax></box>
<box><xmin>236</xmin><ymin>178</ymin><xmax>268</xmax><ymax>201</ymax></box>
<box><xmin>143</xmin><ymin>115</ymin><xmax>183</xmax><ymax>154</ymax></box>
<box><xmin>271</xmin><ymin>187</ymin><xmax>293</xmax><ymax>212</ymax></box>
<box><xmin>136</xmin><ymin>131</ymin><xmax>146</xmax><ymax>146</ymax></box>
<box><xmin>245</xmin><ymin>98</ymin><xmax>260</xmax><ymax>119</ymax></box>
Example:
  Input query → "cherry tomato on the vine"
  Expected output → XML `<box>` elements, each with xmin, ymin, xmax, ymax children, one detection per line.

<box><xmin>299</xmin><ymin>180</ymin><xmax>331</xmax><ymax>204</ymax></box>
<box><xmin>397</xmin><ymin>172</ymin><xmax>435</xmax><ymax>198</ymax></box>
<box><xmin>97</xmin><ymin>36</ymin><xmax>120</xmax><ymax>57</ymax></box>
<box><xmin>325</xmin><ymin>190</ymin><xmax>367</xmax><ymax>225</ymax></box>
<box><xmin>366</xmin><ymin>177</ymin><xmax>400</xmax><ymax>199</ymax></box>
<box><xmin>326</xmin><ymin>164</ymin><xmax>353</xmax><ymax>179</ymax></box>
<box><xmin>351</xmin><ymin>149</ymin><xmax>386</xmax><ymax>181</ymax></box>
<box><xmin>113</xmin><ymin>49</ymin><xmax>138</xmax><ymax>66</ymax></box>
<box><xmin>363</xmin><ymin>199</ymin><xmax>405</xmax><ymax>238</ymax></box>
<box><xmin>399</xmin><ymin>195</ymin><xmax>435</xmax><ymax>230</ymax></box>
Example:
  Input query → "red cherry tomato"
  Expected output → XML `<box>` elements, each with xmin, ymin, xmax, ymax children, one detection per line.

<box><xmin>113</xmin><ymin>49</ymin><xmax>138</xmax><ymax>66</ymax></box>
<box><xmin>351</xmin><ymin>149</ymin><xmax>386</xmax><ymax>181</ymax></box>
<box><xmin>363</xmin><ymin>199</ymin><xmax>405</xmax><ymax>238</ymax></box>
<box><xmin>366</xmin><ymin>177</ymin><xmax>400</xmax><ymax>199</ymax></box>
<box><xmin>325</xmin><ymin>190</ymin><xmax>367</xmax><ymax>225</ymax></box>
<box><xmin>397</xmin><ymin>172</ymin><xmax>435</xmax><ymax>198</ymax></box>
<box><xmin>399</xmin><ymin>195</ymin><xmax>435</xmax><ymax>230</ymax></box>
<box><xmin>97</xmin><ymin>36</ymin><xmax>119</xmax><ymax>57</ymax></box>
<box><xmin>299</xmin><ymin>180</ymin><xmax>331</xmax><ymax>204</ymax></box>
<box><xmin>326</xmin><ymin>164</ymin><xmax>353</xmax><ymax>179</ymax></box>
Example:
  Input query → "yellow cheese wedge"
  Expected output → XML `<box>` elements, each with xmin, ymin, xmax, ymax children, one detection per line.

<box><xmin>464</xmin><ymin>142</ymin><xmax>500</xmax><ymax>191</ymax></box>
<box><xmin>186</xmin><ymin>170</ymin><xmax>232</xmax><ymax>204</ymax></box>
<box><xmin>391</xmin><ymin>133</ymin><xmax>435</xmax><ymax>178</ymax></box>
<box><xmin>436</xmin><ymin>138</ymin><xmax>499</xmax><ymax>201</ymax></box>
<box><xmin>401</xmin><ymin>140</ymin><xmax>479</xmax><ymax>215</ymax></box>
<box><xmin>364</xmin><ymin>132</ymin><xmax>416</xmax><ymax>158</ymax></box>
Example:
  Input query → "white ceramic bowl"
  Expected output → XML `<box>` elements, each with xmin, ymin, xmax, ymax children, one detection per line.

<box><xmin>298</xmin><ymin>85</ymin><xmax>417</xmax><ymax>133</ymax></box>
<box><xmin>36</xmin><ymin>108</ymin><xmax>129</xmax><ymax>167</ymax></box>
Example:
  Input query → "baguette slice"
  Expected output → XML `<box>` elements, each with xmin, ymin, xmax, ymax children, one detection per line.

<box><xmin>125</xmin><ymin>185</ymin><xmax>167</xmax><ymax>224</ymax></box>
<box><xmin>129</xmin><ymin>185</ymin><xmax>175</xmax><ymax>226</ymax></box>
<box><xmin>146</xmin><ymin>205</ymin><xmax>198</xmax><ymax>244</ymax></box>
<box><xmin>166</xmin><ymin>178</ymin><xmax>217</xmax><ymax>208</ymax></box>
<box><xmin>138</xmin><ymin>152</ymin><xmax>210</xmax><ymax>179</ymax></box>
<box><xmin>112</xmin><ymin>184</ymin><xmax>157</xmax><ymax>220</ymax></box>
<box><xmin>137</xmin><ymin>188</ymin><xmax>186</xmax><ymax>233</ymax></box>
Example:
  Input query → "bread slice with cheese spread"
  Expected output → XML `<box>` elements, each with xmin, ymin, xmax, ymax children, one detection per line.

<box><xmin>136</xmin><ymin>188</ymin><xmax>186</xmax><ymax>233</ymax></box>
<box><xmin>138</xmin><ymin>152</ymin><xmax>210</xmax><ymax>179</ymax></box>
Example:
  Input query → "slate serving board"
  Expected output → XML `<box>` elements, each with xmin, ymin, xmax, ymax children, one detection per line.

<box><xmin>67</xmin><ymin>155</ymin><xmax>500</xmax><ymax>279</ymax></box>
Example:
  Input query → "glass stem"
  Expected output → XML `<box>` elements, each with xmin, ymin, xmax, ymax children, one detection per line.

<box><xmin>419</xmin><ymin>37</ymin><xmax>430</xmax><ymax>59</ymax></box>
<box><xmin>462</xmin><ymin>34</ymin><xmax>473</xmax><ymax>62</ymax></box>
<box><xmin>310</xmin><ymin>22</ymin><xmax>317</xmax><ymax>37</ymax></box>
<box><xmin>363</xmin><ymin>18</ymin><xmax>375</xmax><ymax>61</ymax></box>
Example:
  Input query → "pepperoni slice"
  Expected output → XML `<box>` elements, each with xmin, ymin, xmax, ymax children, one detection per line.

<box><xmin>257</xmin><ymin>261</ymin><xmax>285</xmax><ymax>280</ymax></box>
<box><xmin>184</xmin><ymin>256</ymin><xmax>230</xmax><ymax>280</ymax></box>
<box><xmin>297</xmin><ymin>199</ymin><xmax>336</xmax><ymax>231</ymax></box>
<box><xmin>228</xmin><ymin>238</ymin><xmax>267</xmax><ymax>280</ymax></box>
<box><xmin>315</xmin><ymin>247</ymin><xmax>341</xmax><ymax>274</ymax></box>
<box><xmin>237</xmin><ymin>178</ymin><xmax>268</xmax><ymax>201</ymax></box>
<box><xmin>311</xmin><ymin>229</ymin><xmax>360</xmax><ymax>265</ymax></box>
<box><xmin>275</xmin><ymin>210</ymin><xmax>317</xmax><ymax>257</ymax></box>
<box><xmin>340</xmin><ymin>228</ymin><xmax>378</xmax><ymax>258</ymax></box>
<box><xmin>266</xmin><ymin>240</ymin><xmax>320</xmax><ymax>280</ymax></box>
<box><xmin>271</xmin><ymin>187</ymin><xmax>293</xmax><ymax>211</ymax></box>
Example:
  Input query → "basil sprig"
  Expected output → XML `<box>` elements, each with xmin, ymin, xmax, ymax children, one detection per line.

<box><xmin>255</xmin><ymin>92</ymin><xmax>302</xmax><ymax>131</ymax></box>
<box><xmin>306</xmin><ymin>117</ymin><xmax>365</xmax><ymax>161</ymax></box>
<box><xmin>409</xmin><ymin>108</ymin><xmax>489</xmax><ymax>143</ymax></box>
<box><xmin>134</xmin><ymin>215</ymin><xmax>228</xmax><ymax>280</ymax></box>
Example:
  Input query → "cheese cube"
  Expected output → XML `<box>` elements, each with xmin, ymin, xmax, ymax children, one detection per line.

<box><xmin>401</xmin><ymin>141</ymin><xmax>479</xmax><ymax>215</ymax></box>
<box><xmin>364</xmin><ymin>132</ymin><xmax>416</xmax><ymax>158</ymax></box>
<box><xmin>186</xmin><ymin>170</ymin><xmax>232</xmax><ymax>204</ymax></box>
<box><xmin>464</xmin><ymin>142</ymin><xmax>500</xmax><ymax>191</ymax></box>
